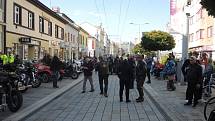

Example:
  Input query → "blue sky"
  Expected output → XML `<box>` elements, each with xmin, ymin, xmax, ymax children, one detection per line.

<box><xmin>40</xmin><ymin>0</ymin><xmax>170</xmax><ymax>42</ymax></box>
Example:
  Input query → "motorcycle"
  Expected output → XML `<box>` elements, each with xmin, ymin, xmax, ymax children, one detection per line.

<box><xmin>34</xmin><ymin>63</ymin><xmax>64</xmax><ymax>83</ymax></box>
<box><xmin>63</xmin><ymin>63</ymin><xmax>79</xmax><ymax>79</ymax></box>
<box><xmin>0</xmin><ymin>71</ymin><xmax>23</xmax><ymax>112</ymax></box>
<box><xmin>16</xmin><ymin>61</ymin><xmax>41</xmax><ymax>92</ymax></box>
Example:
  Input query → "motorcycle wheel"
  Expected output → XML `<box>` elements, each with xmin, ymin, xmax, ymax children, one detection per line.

<box><xmin>71</xmin><ymin>71</ymin><xmax>79</xmax><ymax>79</ymax></box>
<box><xmin>32</xmin><ymin>78</ymin><xmax>41</xmax><ymax>88</ymax></box>
<box><xmin>7</xmin><ymin>91</ymin><xmax>23</xmax><ymax>112</ymax></box>
<box><xmin>39</xmin><ymin>73</ymin><xmax>50</xmax><ymax>83</ymax></box>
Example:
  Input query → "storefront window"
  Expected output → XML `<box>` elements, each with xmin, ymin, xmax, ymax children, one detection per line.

<box><xmin>0</xmin><ymin>25</ymin><xmax>3</xmax><ymax>52</ymax></box>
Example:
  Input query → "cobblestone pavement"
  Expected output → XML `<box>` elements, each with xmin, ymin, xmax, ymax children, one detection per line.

<box><xmin>145</xmin><ymin>77</ymin><xmax>206</xmax><ymax>121</ymax></box>
<box><xmin>0</xmin><ymin>76</ymin><xmax>82</xmax><ymax>121</ymax></box>
<box><xmin>23</xmin><ymin>74</ymin><xmax>166</xmax><ymax>121</ymax></box>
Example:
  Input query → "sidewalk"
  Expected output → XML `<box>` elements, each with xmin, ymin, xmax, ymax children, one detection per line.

<box><xmin>144</xmin><ymin>77</ymin><xmax>205</xmax><ymax>121</ymax></box>
<box><xmin>1</xmin><ymin>74</ymin><xmax>83</xmax><ymax>121</ymax></box>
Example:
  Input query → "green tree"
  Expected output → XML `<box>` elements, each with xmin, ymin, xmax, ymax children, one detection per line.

<box><xmin>132</xmin><ymin>43</ymin><xmax>144</xmax><ymax>54</ymax></box>
<box><xmin>132</xmin><ymin>43</ymin><xmax>156</xmax><ymax>56</ymax></box>
<box><xmin>141</xmin><ymin>30</ymin><xmax>175</xmax><ymax>51</ymax></box>
<box><xmin>200</xmin><ymin>0</ymin><xmax>215</xmax><ymax>17</ymax></box>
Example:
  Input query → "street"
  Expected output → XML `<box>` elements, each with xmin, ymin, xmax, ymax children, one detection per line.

<box><xmin>1</xmin><ymin>73</ymin><xmax>207</xmax><ymax>121</ymax></box>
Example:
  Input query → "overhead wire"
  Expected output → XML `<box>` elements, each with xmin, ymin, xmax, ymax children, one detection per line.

<box><xmin>94</xmin><ymin>0</ymin><xmax>103</xmax><ymax>24</ymax></box>
<box><xmin>117</xmin><ymin>0</ymin><xmax>123</xmax><ymax>42</ymax></box>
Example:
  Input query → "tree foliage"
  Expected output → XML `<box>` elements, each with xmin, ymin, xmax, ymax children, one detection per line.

<box><xmin>200</xmin><ymin>0</ymin><xmax>215</xmax><ymax>17</ymax></box>
<box><xmin>132</xmin><ymin>43</ymin><xmax>156</xmax><ymax>56</ymax></box>
<box><xmin>141</xmin><ymin>30</ymin><xmax>175</xmax><ymax>51</ymax></box>
<box><xmin>132</xmin><ymin>43</ymin><xmax>144</xmax><ymax>54</ymax></box>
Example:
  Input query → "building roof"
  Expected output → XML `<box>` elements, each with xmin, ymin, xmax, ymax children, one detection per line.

<box><xmin>27</xmin><ymin>0</ymin><xmax>68</xmax><ymax>24</ymax></box>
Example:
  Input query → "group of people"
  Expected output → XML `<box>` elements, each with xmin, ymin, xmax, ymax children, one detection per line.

<box><xmin>81</xmin><ymin>55</ymin><xmax>150</xmax><ymax>103</ymax></box>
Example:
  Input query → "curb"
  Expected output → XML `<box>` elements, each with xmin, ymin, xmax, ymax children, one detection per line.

<box><xmin>3</xmin><ymin>77</ymin><xmax>83</xmax><ymax>121</ymax></box>
<box><xmin>144</xmin><ymin>84</ymin><xmax>178</xmax><ymax>121</ymax></box>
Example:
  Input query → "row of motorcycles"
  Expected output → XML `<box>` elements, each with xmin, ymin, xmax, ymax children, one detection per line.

<box><xmin>0</xmin><ymin>60</ymin><xmax>82</xmax><ymax>112</ymax></box>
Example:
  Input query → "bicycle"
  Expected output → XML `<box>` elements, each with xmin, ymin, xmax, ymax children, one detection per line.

<box><xmin>204</xmin><ymin>96</ymin><xmax>215</xmax><ymax>121</ymax></box>
<box><xmin>202</xmin><ymin>73</ymin><xmax>215</xmax><ymax>102</ymax></box>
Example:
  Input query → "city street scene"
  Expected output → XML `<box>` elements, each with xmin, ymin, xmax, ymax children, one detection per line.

<box><xmin>1</xmin><ymin>0</ymin><xmax>215</xmax><ymax>121</ymax></box>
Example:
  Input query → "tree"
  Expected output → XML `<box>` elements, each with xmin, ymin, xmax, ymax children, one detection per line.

<box><xmin>141</xmin><ymin>30</ymin><xmax>175</xmax><ymax>51</ymax></box>
<box><xmin>132</xmin><ymin>43</ymin><xmax>144</xmax><ymax>54</ymax></box>
<box><xmin>132</xmin><ymin>43</ymin><xmax>156</xmax><ymax>56</ymax></box>
<box><xmin>200</xmin><ymin>0</ymin><xmax>215</xmax><ymax>17</ymax></box>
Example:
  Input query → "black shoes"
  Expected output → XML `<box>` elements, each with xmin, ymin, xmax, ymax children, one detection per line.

<box><xmin>104</xmin><ymin>93</ymin><xmax>108</xmax><ymax>97</ymax></box>
<box><xmin>184</xmin><ymin>102</ymin><xmax>192</xmax><ymax>106</ymax></box>
<box><xmin>192</xmin><ymin>101</ymin><xmax>198</xmax><ymax>107</ymax></box>
<box><xmin>81</xmin><ymin>91</ymin><xmax>86</xmax><ymax>93</ymax></box>
<box><xmin>146</xmin><ymin>81</ymin><xmax>151</xmax><ymax>84</ymax></box>
<box><xmin>126</xmin><ymin>100</ymin><xmax>131</xmax><ymax>103</ymax></box>
<box><xmin>89</xmin><ymin>89</ymin><xmax>95</xmax><ymax>92</ymax></box>
<box><xmin>53</xmin><ymin>86</ymin><xmax>59</xmax><ymax>88</ymax></box>
<box><xmin>100</xmin><ymin>92</ymin><xmax>103</xmax><ymax>95</ymax></box>
<box><xmin>136</xmin><ymin>98</ymin><xmax>144</xmax><ymax>102</ymax></box>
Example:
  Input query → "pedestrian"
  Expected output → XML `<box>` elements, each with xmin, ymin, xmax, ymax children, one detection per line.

<box><xmin>118</xmin><ymin>59</ymin><xmax>133</xmax><ymax>102</ymax></box>
<box><xmin>203</xmin><ymin>58</ymin><xmax>213</xmax><ymax>96</ymax></box>
<box><xmin>181</xmin><ymin>59</ymin><xmax>190</xmax><ymax>83</ymax></box>
<box><xmin>145</xmin><ymin>55</ymin><xmax>153</xmax><ymax>84</ymax></box>
<box><xmin>184</xmin><ymin>56</ymin><xmax>203</xmax><ymax>107</ymax></box>
<box><xmin>163</xmin><ymin>56</ymin><xmax>176</xmax><ymax>91</ymax></box>
<box><xmin>97</xmin><ymin>56</ymin><xmax>109</xmax><ymax>97</ymax></box>
<box><xmin>50</xmin><ymin>55</ymin><xmax>62</xmax><ymax>88</ymax></box>
<box><xmin>108</xmin><ymin>56</ymin><xmax>113</xmax><ymax>75</ymax></box>
<box><xmin>82</xmin><ymin>57</ymin><xmax>95</xmax><ymax>93</ymax></box>
<box><xmin>135</xmin><ymin>55</ymin><xmax>147</xmax><ymax>102</ymax></box>
<box><xmin>128</xmin><ymin>56</ymin><xmax>135</xmax><ymax>89</ymax></box>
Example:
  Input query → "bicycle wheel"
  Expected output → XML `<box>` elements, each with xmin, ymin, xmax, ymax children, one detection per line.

<box><xmin>204</xmin><ymin>96</ymin><xmax>215</xmax><ymax>120</ymax></box>
<box><xmin>202</xmin><ymin>85</ymin><xmax>215</xmax><ymax>102</ymax></box>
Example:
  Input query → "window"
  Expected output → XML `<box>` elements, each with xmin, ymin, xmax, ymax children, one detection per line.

<box><xmin>55</xmin><ymin>25</ymin><xmax>58</xmax><ymax>38</ymax></box>
<box><xmin>48</xmin><ymin>22</ymin><xmax>52</xmax><ymax>36</ymax></box>
<box><xmin>189</xmin><ymin>33</ymin><xmax>194</xmax><ymax>42</ymax></box>
<box><xmin>14</xmin><ymin>5</ymin><xmax>21</xmax><ymax>24</ymax></box>
<box><xmin>39</xmin><ymin>17</ymin><xmax>44</xmax><ymax>33</ymax></box>
<box><xmin>71</xmin><ymin>34</ymin><xmax>73</xmax><ymax>42</ymax></box>
<box><xmin>196</xmin><ymin>30</ymin><xmax>200</xmax><ymax>40</ymax></box>
<box><xmin>207</xmin><ymin>26</ymin><xmax>213</xmax><ymax>38</ymax></box>
<box><xmin>61</xmin><ymin>28</ymin><xmax>64</xmax><ymax>40</ymax></box>
<box><xmin>28</xmin><ymin>12</ymin><xmax>34</xmax><ymax>29</ymax></box>
<box><xmin>200</xmin><ymin>29</ymin><xmax>204</xmax><ymax>39</ymax></box>
<box><xmin>68</xmin><ymin>33</ymin><xmax>70</xmax><ymax>42</ymax></box>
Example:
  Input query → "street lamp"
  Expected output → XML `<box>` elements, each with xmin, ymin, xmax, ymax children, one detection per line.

<box><xmin>129</xmin><ymin>22</ymin><xmax>149</xmax><ymax>44</ymax></box>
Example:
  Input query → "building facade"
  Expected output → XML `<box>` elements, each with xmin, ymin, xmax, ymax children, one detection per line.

<box><xmin>59</xmin><ymin>13</ymin><xmax>79</xmax><ymax>61</ymax></box>
<box><xmin>6</xmin><ymin>0</ymin><xmax>67</xmax><ymax>60</ymax></box>
<box><xmin>0</xmin><ymin>0</ymin><xmax>5</xmax><ymax>53</ymax></box>
<box><xmin>78</xmin><ymin>27</ymin><xmax>89</xmax><ymax>59</ymax></box>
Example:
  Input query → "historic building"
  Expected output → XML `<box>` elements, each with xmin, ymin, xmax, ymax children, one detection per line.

<box><xmin>6</xmin><ymin>0</ymin><xmax>67</xmax><ymax>60</ymax></box>
<box><xmin>0</xmin><ymin>0</ymin><xmax>6</xmax><ymax>53</ymax></box>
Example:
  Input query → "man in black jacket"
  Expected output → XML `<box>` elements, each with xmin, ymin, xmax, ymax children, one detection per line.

<box><xmin>135</xmin><ymin>56</ymin><xmax>147</xmax><ymax>102</ymax></box>
<box><xmin>50</xmin><ymin>55</ymin><xmax>62</xmax><ymax>88</ymax></box>
<box><xmin>184</xmin><ymin>56</ymin><xmax>203</xmax><ymax>107</ymax></box>
<box><xmin>118</xmin><ymin>59</ymin><xmax>133</xmax><ymax>102</ymax></box>
<box><xmin>97</xmin><ymin>56</ymin><xmax>109</xmax><ymax>97</ymax></box>
<box><xmin>82</xmin><ymin>57</ymin><xmax>94</xmax><ymax>93</ymax></box>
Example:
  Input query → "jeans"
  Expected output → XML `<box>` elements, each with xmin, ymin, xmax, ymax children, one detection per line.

<box><xmin>99</xmin><ymin>75</ymin><xmax>108</xmax><ymax>94</ymax></box>
<box><xmin>83</xmin><ymin>76</ymin><xmax>94</xmax><ymax>91</ymax></box>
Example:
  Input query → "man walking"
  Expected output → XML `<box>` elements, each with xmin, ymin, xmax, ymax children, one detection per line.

<box><xmin>97</xmin><ymin>56</ymin><xmax>109</xmax><ymax>97</ymax></box>
<box><xmin>82</xmin><ymin>57</ymin><xmax>94</xmax><ymax>93</ymax></box>
<box><xmin>118</xmin><ymin>59</ymin><xmax>133</xmax><ymax>102</ymax></box>
<box><xmin>50</xmin><ymin>55</ymin><xmax>62</xmax><ymax>88</ymax></box>
<box><xmin>136</xmin><ymin>55</ymin><xmax>147</xmax><ymax>102</ymax></box>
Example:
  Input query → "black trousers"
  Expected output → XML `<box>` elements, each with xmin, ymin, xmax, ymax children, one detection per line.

<box><xmin>52</xmin><ymin>71</ymin><xmax>59</xmax><ymax>87</ymax></box>
<box><xmin>136</xmin><ymin>77</ymin><xmax>145</xmax><ymax>99</ymax></box>
<box><xmin>99</xmin><ymin>75</ymin><xmax>108</xmax><ymax>94</ymax></box>
<box><xmin>186</xmin><ymin>82</ymin><xmax>200</xmax><ymax>103</ymax></box>
<box><xmin>119</xmin><ymin>79</ymin><xmax>130</xmax><ymax>101</ymax></box>
<box><xmin>146</xmin><ymin>68</ymin><xmax>151</xmax><ymax>81</ymax></box>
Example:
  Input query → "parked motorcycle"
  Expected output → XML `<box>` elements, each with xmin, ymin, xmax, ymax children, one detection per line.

<box><xmin>34</xmin><ymin>63</ymin><xmax>64</xmax><ymax>83</ymax></box>
<box><xmin>0</xmin><ymin>71</ymin><xmax>23</xmax><ymax>112</ymax></box>
<box><xmin>63</xmin><ymin>63</ymin><xmax>79</xmax><ymax>79</ymax></box>
<box><xmin>16</xmin><ymin>61</ymin><xmax>41</xmax><ymax>92</ymax></box>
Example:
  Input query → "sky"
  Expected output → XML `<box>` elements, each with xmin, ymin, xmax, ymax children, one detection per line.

<box><xmin>40</xmin><ymin>0</ymin><xmax>170</xmax><ymax>43</ymax></box>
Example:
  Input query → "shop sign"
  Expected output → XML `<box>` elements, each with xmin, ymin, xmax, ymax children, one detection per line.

<box><xmin>19</xmin><ymin>37</ymin><xmax>31</xmax><ymax>43</ymax></box>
